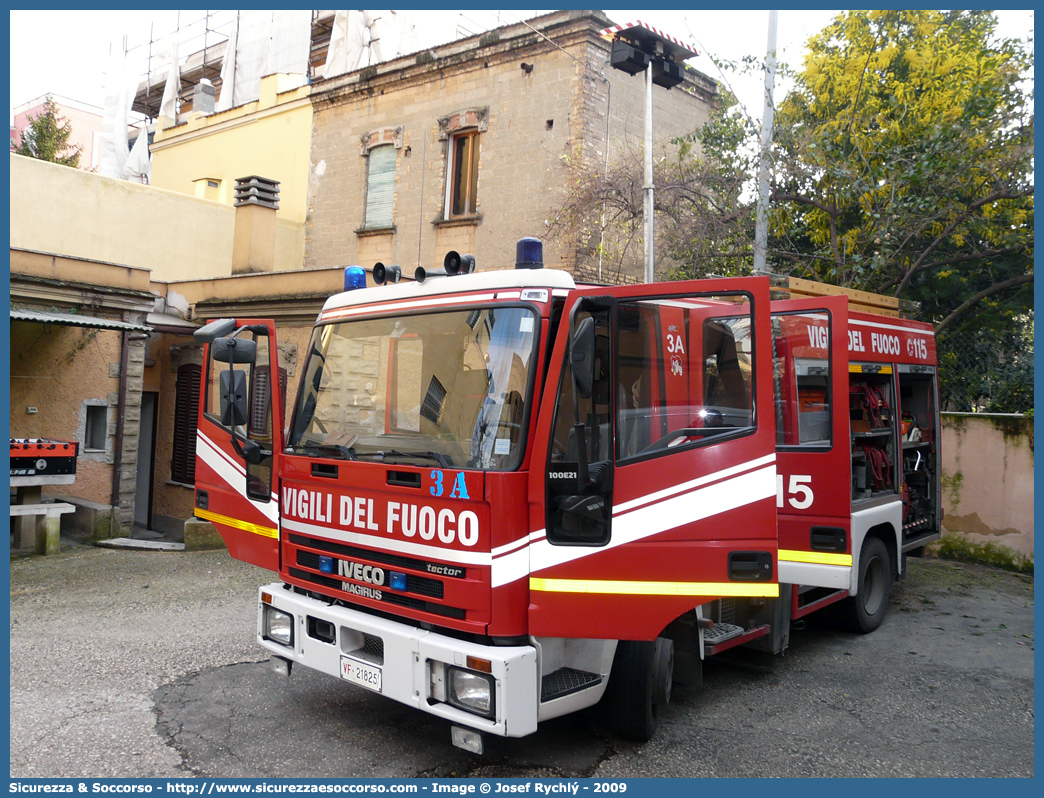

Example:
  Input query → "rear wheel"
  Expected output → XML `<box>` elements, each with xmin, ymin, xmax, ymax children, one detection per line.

<box><xmin>605</xmin><ymin>638</ymin><xmax>674</xmax><ymax>741</ymax></box>
<box><xmin>843</xmin><ymin>536</ymin><xmax>893</xmax><ymax>633</ymax></box>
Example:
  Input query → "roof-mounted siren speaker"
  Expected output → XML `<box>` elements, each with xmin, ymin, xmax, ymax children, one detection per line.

<box><xmin>415</xmin><ymin>265</ymin><xmax>448</xmax><ymax>283</ymax></box>
<box><xmin>444</xmin><ymin>251</ymin><xmax>476</xmax><ymax>275</ymax></box>
<box><xmin>515</xmin><ymin>237</ymin><xmax>543</xmax><ymax>269</ymax></box>
<box><xmin>373</xmin><ymin>262</ymin><xmax>401</xmax><ymax>285</ymax></box>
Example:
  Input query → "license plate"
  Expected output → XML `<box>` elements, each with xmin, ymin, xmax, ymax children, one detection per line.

<box><xmin>340</xmin><ymin>655</ymin><xmax>382</xmax><ymax>693</ymax></box>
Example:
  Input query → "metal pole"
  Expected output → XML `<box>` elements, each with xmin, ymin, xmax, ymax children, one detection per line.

<box><xmin>643</xmin><ymin>59</ymin><xmax>654</xmax><ymax>284</ymax></box>
<box><xmin>753</xmin><ymin>9</ymin><xmax>778</xmax><ymax>275</ymax></box>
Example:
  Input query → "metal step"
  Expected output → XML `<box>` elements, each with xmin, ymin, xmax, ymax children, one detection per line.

<box><xmin>701</xmin><ymin>622</ymin><xmax>746</xmax><ymax>646</ymax></box>
<box><xmin>540</xmin><ymin>667</ymin><xmax>602</xmax><ymax>702</ymax></box>
<box><xmin>704</xmin><ymin>623</ymin><xmax>771</xmax><ymax>657</ymax></box>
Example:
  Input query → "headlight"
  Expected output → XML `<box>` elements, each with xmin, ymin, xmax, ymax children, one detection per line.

<box><xmin>447</xmin><ymin>667</ymin><xmax>496</xmax><ymax>718</ymax></box>
<box><xmin>263</xmin><ymin>606</ymin><xmax>294</xmax><ymax>647</ymax></box>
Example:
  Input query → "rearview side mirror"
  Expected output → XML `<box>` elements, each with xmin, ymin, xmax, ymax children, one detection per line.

<box><xmin>212</xmin><ymin>336</ymin><xmax>258</xmax><ymax>364</ymax></box>
<box><xmin>194</xmin><ymin>318</ymin><xmax>237</xmax><ymax>344</ymax></box>
<box><xmin>570</xmin><ymin>316</ymin><xmax>596</xmax><ymax>399</ymax></box>
<box><xmin>220</xmin><ymin>370</ymin><xmax>249</xmax><ymax>427</ymax></box>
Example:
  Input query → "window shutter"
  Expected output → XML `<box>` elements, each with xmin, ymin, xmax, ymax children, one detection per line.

<box><xmin>171</xmin><ymin>364</ymin><xmax>202</xmax><ymax>484</ymax></box>
<box><xmin>365</xmin><ymin>145</ymin><xmax>396</xmax><ymax>228</ymax></box>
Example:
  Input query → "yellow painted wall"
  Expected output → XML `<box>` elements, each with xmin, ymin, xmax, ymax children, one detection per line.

<box><xmin>9</xmin><ymin>153</ymin><xmax>304</xmax><ymax>282</ymax></box>
<box><xmin>150</xmin><ymin>75</ymin><xmax>313</xmax><ymax>225</ymax></box>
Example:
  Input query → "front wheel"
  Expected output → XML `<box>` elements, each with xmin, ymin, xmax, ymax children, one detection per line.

<box><xmin>842</xmin><ymin>536</ymin><xmax>893</xmax><ymax>633</ymax></box>
<box><xmin>604</xmin><ymin>638</ymin><xmax>674</xmax><ymax>742</ymax></box>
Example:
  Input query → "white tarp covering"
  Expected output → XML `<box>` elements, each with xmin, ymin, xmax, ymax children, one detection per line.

<box><xmin>98</xmin><ymin>52</ymin><xmax>139</xmax><ymax>179</ymax></box>
<box><xmin>215</xmin><ymin>10</ymin><xmax>310</xmax><ymax>110</ymax></box>
<box><xmin>122</xmin><ymin>129</ymin><xmax>151</xmax><ymax>183</ymax></box>
<box><xmin>215</xmin><ymin>14</ymin><xmax>239</xmax><ymax>112</ymax></box>
<box><xmin>321</xmin><ymin>10</ymin><xmax>422</xmax><ymax>79</ymax></box>
<box><xmin>158</xmin><ymin>40</ymin><xmax>180</xmax><ymax>121</ymax></box>
<box><xmin>378</xmin><ymin>11</ymin><xmax>422</xmax><ymax>61</ymax></box>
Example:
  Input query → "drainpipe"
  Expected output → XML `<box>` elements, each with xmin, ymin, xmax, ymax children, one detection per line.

<box><xmin>109</xmin><ymin>329</ymin><xmax>131</xmax><ymax>538</ymax></box>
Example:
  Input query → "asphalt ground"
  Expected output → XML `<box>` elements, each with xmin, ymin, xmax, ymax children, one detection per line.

<box><xmin>8</xmin><ymin>541</ymin><xmax>1034</xmax><ymax>778</ymax></box>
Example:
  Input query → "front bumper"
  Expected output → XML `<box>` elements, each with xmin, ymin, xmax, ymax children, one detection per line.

<box><xmin>256</xmin><ymin>583</ymin><xmax>539</xmax><ymax>737</ymax></box>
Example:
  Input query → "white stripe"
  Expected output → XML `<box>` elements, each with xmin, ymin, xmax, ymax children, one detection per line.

<box><xmin>196</xmin><ymin>431</ymin><xmax>279</xmax><ymax>523</ymax></box>
<box><xmin>778</xmin><ymin>560</ymin><xmax>851</xmax><ymax>591</ymax></box>
<box><xmin>529</xmin><ymin>466</ymin><xmax>776</xmax><ymax>575</ymax></box>
<box><xmin>490</xmin><ymin>458</ymin><xmax>778</xmax><ymax>587</ymax></box>
<box><xmin>851</xmin><ymin>318</ymin><xmax>933</xmax><ymax>335</ymax></box>
<box><xmin>613</xmin><ymin>453</ymin><xmax>776</xmax><ymax>515</ymax></box>
<box><xmin>491</xmin><ymin>546</ymin><xmax>532</xmax><ymax>589</ymax></box>
<box><xmin>321</xmin><ymin>293</ymin><xmax>499</xmax><ymax>322</ymax></box>
<box><xmin>492</xmin><ymin>536</ymin><xmax>531</xmax><ymax>558</ymax></box>
<box><xmin>282</xmin><ymin>517</ymin><xmax>493</xmax><ymax>566</ymax></box>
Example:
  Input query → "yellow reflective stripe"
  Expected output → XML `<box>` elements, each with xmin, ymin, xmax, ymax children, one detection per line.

<box><xmin>849</xmin><ymin>364</ymin><xmax>892</xmax><ymax>374</ymax></box>
<box><xmin>195</xmin><ymin>508</ymin><xmax>278</xmax><ymax>539</ymax></box>
<box><xmin>530</xmin><ymin>578</ymin><xmax>779</xmax><ymax>598</ymax></box>
<box><xmin>778</xmin><ymin>548</ymin><xmax>852</xmax><ymax>566</ymax></box>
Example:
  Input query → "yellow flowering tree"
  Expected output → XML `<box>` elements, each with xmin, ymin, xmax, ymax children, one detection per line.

<box><xmin>770</xmin><ymin>10</ymin><xmax>1033</xmax><ymax>334</ymax></box>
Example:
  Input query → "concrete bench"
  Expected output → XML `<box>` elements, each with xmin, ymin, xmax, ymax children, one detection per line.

<box><xmin>10</xmin><ymin>502</ymin><xmax>76</xmax><ymax>555</ymax></box>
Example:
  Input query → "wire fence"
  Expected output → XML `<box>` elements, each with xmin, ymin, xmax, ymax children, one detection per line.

<box><xmin>937</xmin><ymin>328</ymin><xmax>1034</xmax><ymax>414</ymax></box>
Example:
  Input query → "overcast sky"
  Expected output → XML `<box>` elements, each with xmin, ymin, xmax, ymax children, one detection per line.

<box><xmin>9</xmin><ymin>8</ymin><xmax>1035</xmax><ymax>127</ymax></box>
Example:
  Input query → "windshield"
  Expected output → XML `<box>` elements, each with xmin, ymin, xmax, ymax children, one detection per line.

<box><xmin>287</xmin><ymin>305</ymin><xmax>539</xmax><ymax>470</ymax></box>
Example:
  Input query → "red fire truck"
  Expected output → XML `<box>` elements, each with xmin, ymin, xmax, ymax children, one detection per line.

<box><xmin>193</xmin><ymin>238</ymin><xmax>941</xmax><ymax>752</ymax></box>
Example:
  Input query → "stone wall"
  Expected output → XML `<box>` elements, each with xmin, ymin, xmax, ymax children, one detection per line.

<box><xmin>940</xmin><ymin>413</ymin><xmax>1034</xmax><ymax>556</ymax></box>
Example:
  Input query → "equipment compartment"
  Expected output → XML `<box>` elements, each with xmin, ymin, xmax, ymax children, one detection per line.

<box><xmin>849</xmin><ymin>370</ymin><xmax>898</xmax><ymax>501</ymax></box>
<box><xmin>897</xmin><ymin>367</ymin><xmax>940</xmax><ymax>546</ymax></box>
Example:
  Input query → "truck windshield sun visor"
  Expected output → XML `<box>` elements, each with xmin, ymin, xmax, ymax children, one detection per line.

<box><xmin>286</xmin><ymin>306</ymin><xmax>539</xmax><ymax>472</ymax></box>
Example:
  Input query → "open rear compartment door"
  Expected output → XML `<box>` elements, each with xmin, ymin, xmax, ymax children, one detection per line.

<box><xmin>771</xmin><ymin>296</ymin><xmax>853</xmax><ymax>615</ymax></box>
<box><xmin>896</xmin><ymin>361</ymin><xmax>942</xmax><ymax>551</ymax></box>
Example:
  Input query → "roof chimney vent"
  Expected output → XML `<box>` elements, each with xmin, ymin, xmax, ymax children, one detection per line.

<box><xmin>234</xmin><ymin>175</ymin><xmax>280</xmax><ymax>210</ymax></box>
<box><xmin>192</xmin><ymin>78</ymin><xmax>217</xmax><ymax>116</ymax></box>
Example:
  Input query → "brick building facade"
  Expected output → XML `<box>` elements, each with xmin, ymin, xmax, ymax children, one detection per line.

<box><xmin>305</xmin><ymin>10</ymin><xmax>717</xmax><ymax>284</ymax></box>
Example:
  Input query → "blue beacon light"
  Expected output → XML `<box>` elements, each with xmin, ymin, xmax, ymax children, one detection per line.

<box><xmin>515</xmin><ymin>237</ymin><xmax>543</xmax><ymax>269</ymax></box>
<box><xmin>344</xmin><ymin>265</ymin><xmax>367</xmax><ymax>291</ymax></box>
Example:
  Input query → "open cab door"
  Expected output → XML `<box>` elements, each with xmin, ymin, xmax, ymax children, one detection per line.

<box><xmin>527</xmin><ymin>277</ymin><xmax>778</xmax><ymax>641</ymax></box>
<box><xmin>193</xmin><ymin>318</ymin><xmax>285</xmax><ymax>572</ymax></box>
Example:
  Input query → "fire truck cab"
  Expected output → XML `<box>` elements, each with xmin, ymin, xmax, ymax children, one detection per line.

<box><xmin>193</xmin><ymin>239</ymin><xmax>940</xmax><ymax>751</ymax></box>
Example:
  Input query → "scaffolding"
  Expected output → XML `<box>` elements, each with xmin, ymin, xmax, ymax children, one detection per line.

<box><xmin>126</xmin><ymin>11</ymin><xmax>338</xmax><ymax>122</ymax></box>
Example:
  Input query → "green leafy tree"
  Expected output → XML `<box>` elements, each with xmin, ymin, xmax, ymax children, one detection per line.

<box><xmin>547</xmin><ymin>11</ymin><xmax>1033</xmax><ymax>350</ymax></box>
<box><xmin>769</xmin><ymin>10</ymin><xmax>1033</xmax><ymax>333</ymax></box>
<box><xmin>15</xmin><ymin>96</ymin><xmax>83</xmax><ymax>168</ymax></box>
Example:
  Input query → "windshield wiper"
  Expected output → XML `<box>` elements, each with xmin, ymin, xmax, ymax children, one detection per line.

<box><xmin>354</xmin><ymin>449</ymin><xmax>452</xmax><ymax>468</ymax></box>
<box><xmin>299</xmin><ymin>442</ymin><xmax>357</xmax><ymax>461</ymax></box>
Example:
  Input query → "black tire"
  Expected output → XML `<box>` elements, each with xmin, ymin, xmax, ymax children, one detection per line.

<box><xmin>605</xmin><ymin>638</ymin><xmax>673</xmax><ymax>742</ymax></box>
<box><xmin>652</xmin><ymin>637</ymin><xmax>674</xmax><ymax>706</ymax></box>
<box><xmin>842</xmin><ymin>536</ymin><xmax>893</xmax><ymax>633</ymax></box>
